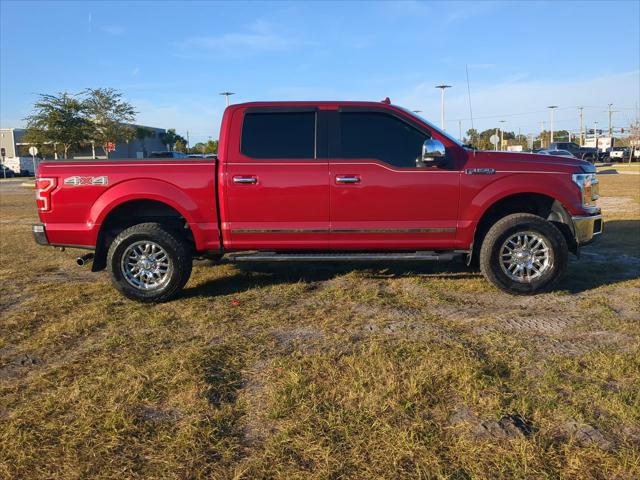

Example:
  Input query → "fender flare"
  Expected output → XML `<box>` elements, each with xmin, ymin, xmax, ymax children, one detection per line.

<box><xmin>461</xmin><ymin>173</ymin><xmax>578</xmax><ymax>223</ymax></box>
<box><xmin>464</xmin><ymin>176</ymin><xmax>579</xmax><ymax>264</ymax></box>
<box><xmin>88</xmin><ymin>179</ymin><xmax>208</xmax><ymax>272</ymax></box>
<box><xmin>89</xmin><ymin>178</ymin><xmax>200</xmax><ymax>228</ymax></box>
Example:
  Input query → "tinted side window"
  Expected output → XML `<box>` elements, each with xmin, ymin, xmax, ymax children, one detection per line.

<box><xmin>241</xmin><ymin>111</ymin><xmax>316</xmax><ymax>159</ymax></box>
<box><xmin>339</xmin><ymin>111</ymin><xmax>428</xmax><ymax>168</ymax></box>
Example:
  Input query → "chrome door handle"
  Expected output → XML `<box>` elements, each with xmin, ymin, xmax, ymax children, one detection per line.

<box><xmin>336</xmin><ymin>176</ymin><xmax>360</xmax><ymax>184</ymax></box>
<box><xmin>233</xmin><ymin>176</ymin><xmax>257</xmax><ymax>184</ymax></box>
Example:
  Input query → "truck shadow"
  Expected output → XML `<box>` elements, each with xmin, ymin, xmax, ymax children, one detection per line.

<box><xmin>183</xmin><ymin>259</ymin><xmax>475</xmax><ymax>299</ymax></box>
<box><xmin>183</xmin><ymin>220</ymin><xmax>639</xmax><ymax>299</ymax></box>
<box><xmin>561</xmin><ymin>219</ymin><xmax>640</xmax><ymax>293</ymax></box>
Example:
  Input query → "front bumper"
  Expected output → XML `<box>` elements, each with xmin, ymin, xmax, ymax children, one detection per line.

<box><xmin>572</xmin><ymin>214</ymin><xmax>603</xmax><ymax>245</ymax></box>
<box><xmin>32</xmin><ymin>223</ymin><xmax>49</xmax><ymax>245</ymax></box>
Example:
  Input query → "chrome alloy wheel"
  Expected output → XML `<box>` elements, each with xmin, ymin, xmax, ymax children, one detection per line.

<box><xmin>120</xmin><ymin>241</ymin><xmax>172</xmax><ymax>290</ymax></box>
<box><xmin>499</xmin><ymin>231</ymin><xmax>553</xmax><ymax>283</ymax></box>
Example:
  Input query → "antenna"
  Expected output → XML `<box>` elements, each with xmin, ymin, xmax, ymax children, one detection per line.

<box><xmin>465</xmin><ymin>64</ymin><xmax>474</xmax><ymax>131</ymax></box>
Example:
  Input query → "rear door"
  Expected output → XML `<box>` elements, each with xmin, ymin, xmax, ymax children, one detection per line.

<box><xmin>222</xmin><ymin>107</ymin><xmax>329</xmax><ymax>250</ymax></box>
<box><xmin>328</xmin><ymin>108</ymin><xmax>460</xmax><ymax>250</ymax></box>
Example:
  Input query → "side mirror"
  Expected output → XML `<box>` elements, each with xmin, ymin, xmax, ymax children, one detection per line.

<box><xmin>417</xmin><ymin>139</ymin><xmax>446</xmax><ymax>167</ymax></box>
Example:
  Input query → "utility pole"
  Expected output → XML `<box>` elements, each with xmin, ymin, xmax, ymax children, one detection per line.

<box><xmin>435</xmin><ymin>84</ymin><xmax>452</xmax><ymax>130</ymax></box>
<box><xmin>578</xmin><ymin>106</ymin><xmax>584</xmax><ymax>146</ymax></box>
<box><xmin>607</xmin><ymin>103</ymin><xmax>614</xmax><ymax>136</ymax></box>
<box><xmin>499</xmin><ymin>120</ymin><xmax>506</xmax><ymax>151</ymax></box>
<box><xmin>548</xmin><ymin>106</ymin><xmax>558</xmax><ymax>144</ymax></box>
<box><xmin>219</xmin><ymin>91</ymin><xmax>235</xmax><ymax>107</ymax></box>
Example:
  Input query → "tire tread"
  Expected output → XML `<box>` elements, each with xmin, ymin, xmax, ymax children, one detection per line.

<box><xmin>107</xmin><ymin>222</ymin><xmax>192</xmax><ymax>303</ymax></box>
<box><xmin>479</xmin><ymin>213</ymin><xmax>568</xmax><ymax>295</ymax></box>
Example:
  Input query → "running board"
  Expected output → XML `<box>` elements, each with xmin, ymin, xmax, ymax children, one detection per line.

<box><xmin>225</xmin><ymin>251</ymin><xmax>458</xmax><ymax>262</ymax></box>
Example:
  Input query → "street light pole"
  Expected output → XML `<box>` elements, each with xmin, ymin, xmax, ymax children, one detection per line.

<box><xmin>578</xmin><ymin>106</ymin><xmax>584</xmax><ymax>146</ymax></box>
<box><xmin>548</xmin><ymin>106</ymin><xmax>558</xmax><ymax>144</ymax></box>
<box><xmin>219</xmin><ymin>91</ymin><xmax>235</xmax><ymax>107</ymax></box>
<box><xmin>499</xmin><ymin>120</ymin><xmax>506</xmax><ymax>151</ymax></box>
<box><xmin>435</xmin><ymin>85</ymin><xmax>451</xmax><ymax>130</ymax></box>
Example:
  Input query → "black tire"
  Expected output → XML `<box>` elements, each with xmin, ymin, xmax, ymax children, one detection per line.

<box><xmin>479</xmin><ymin>213</ymin><xmax>568</xmax><ymax>295</ymax></box>
<box><xmin>107</xmin><ymin>222</ymin><xmax>192</xmax><ymax>302</ymax></box>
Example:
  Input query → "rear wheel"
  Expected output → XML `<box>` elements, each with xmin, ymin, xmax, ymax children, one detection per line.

<box><xmin>479</xmin><ymin>213</ymin><xmax>568</xmax><ymax>294</ymax></box>
<box><xmin>107</xmin><ymin>222</ymin><xmax>192</xmax><ymax>302</ymax></box>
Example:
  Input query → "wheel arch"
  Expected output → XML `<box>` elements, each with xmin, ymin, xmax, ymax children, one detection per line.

<box><xmin>469</xmin><ymin>192</ymin><xmax>576</xmax><ymax>265</ymax></box>
<box><xmin>92</xmin><ymin>198</ymin><xmax>195</xmax><ymax>272</ymax></box>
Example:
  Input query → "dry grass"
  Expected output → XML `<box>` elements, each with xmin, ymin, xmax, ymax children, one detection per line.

<box><xmin>1</xmin><ymin>174</ymin><xmax>639</xmax><ymax>479</ymax></box>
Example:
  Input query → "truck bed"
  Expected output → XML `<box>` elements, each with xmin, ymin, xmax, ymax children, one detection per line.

<box><xmin>36</xmin><ymin>159</ymin><xmax>220</xmax><ymax>251</ymax></box>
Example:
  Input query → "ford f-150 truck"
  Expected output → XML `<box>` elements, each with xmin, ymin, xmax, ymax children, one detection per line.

<box><xmin>33</xmin><ymin>100</ymin><xmax>603</xmax><ymax>302</ymax></box>
<box><xmin>548</xmin><ymin>142</ymin><xmax>599</xmax><ymax>162</ymax></box>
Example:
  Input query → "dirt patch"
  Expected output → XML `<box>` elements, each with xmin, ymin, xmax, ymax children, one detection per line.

<box><xmin>137</xmin><ymin>405</ymin><xmax>180</xmax><ymax>424</ymax></box>
<box><xmin>237</xmin><ymin>359</ymin><xmax>274</xmax><ymax>448</ymax></box>
<box><xmin>38</xmin><ymin>267</ymin><xmax>103</xmax><ymax>284</ymax></box>
<box><xmin>0</xmin><ymin>352</ymin><xmax>42</xmax><ymax>380</ymax></box>
<box><xmin>448</xmin><ymin>405</ymin><xmax>533</xmax><ymax>441</ymax></box>
<box><xmin>553</xmin><ymin>420</ymin><xmax>613</xmax><ymax>451</ymax></box>
<box><xmin>271</xmin><ymin>326</ymin><xmax>324</xmax><ymax>349</ymax></box>
<box><xmin>605</xmin><ymin>294</ymin><xmax>640</xmax><ymax>321</ymax></box>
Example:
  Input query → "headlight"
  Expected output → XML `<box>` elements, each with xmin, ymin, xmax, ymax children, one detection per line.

<box><xmin>572</xmin><ymin>173</ymin><xmax>599</xmax><ymax>208</ymax></box>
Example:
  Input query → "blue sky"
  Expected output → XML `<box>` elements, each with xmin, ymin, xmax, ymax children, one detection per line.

<box><xmin>1</xmin><ymin>0</ymin><xmax>639</xmax><ymax>144</ymax></box>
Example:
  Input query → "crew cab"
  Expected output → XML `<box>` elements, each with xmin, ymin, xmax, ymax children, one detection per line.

<box><xmin>33</xmin><ymin>100</ymin><xmax>603</xmax><ymax>302</ymax></box>
<box><xmin>548</xmin><ymin>142</ymin><xmax>598</xmax><ymax>162</ymax></box>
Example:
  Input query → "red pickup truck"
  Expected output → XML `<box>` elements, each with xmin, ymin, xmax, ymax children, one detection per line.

<box><xmin>33</xmin><ymin>100</ymin><xmax>602</xmax><ymax>302</ymax></box>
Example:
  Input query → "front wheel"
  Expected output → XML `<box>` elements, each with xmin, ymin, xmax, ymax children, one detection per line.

<box><xmin>479</xmin><ymin>213</ymin><xmax>568</xmax><ymax>294</ymax></box>
<box><xmin>107</xmin><ymin>222</ymin><xmax>192</xmax><ymax>302</ymax></box>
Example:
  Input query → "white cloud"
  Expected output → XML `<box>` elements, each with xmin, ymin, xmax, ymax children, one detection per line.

<box><xmin>101</xmin><ymin>24</ymin><xmax>125</xmax><ymax>36</ymax></box>
<box><xmin>177</xmin><ymin>20</ymin><xmax>291</xmax><ymax>58</ymax></box>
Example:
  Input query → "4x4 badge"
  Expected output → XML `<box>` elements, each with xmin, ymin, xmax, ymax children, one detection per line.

<box><xmin>63</xmin><ymin>176</ymin><xmax>109</xmax><ymax>186</ymax></box>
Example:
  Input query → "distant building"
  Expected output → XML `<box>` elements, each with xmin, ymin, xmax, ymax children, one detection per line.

<box><xmin>0</xmin><ymin>125</ymin><xmax>168</xmax><ymax>175</ymax></box>
<box><xmin>0</xmin><ymin>128</ymin><xmax>32</xmax><ymax>174</ymax></box>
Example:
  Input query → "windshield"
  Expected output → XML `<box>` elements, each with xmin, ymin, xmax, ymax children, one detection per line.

<box><xmin>397</xmin><ymin>107</ymin><xmax>465</xmax><ymax>147</ymax></box>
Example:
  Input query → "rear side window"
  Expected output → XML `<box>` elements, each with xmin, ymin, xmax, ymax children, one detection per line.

<box><xmin>339</xmin><ymin>111</ymin><xmax>428</xmax><ymax>168</ymax></box>
<box><xmin>241</xmin><ymin>111</ymin><xmax>316</xmax><ymax>159</ymax></box>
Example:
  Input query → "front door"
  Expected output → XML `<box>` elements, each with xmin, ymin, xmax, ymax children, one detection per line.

<box><xmin>223</xmin><ymin>107</ymin><xmax>329</xmax><ymax>250</ymax></box>
<box><xmin>328</xmin><ymin>108</ymin><xmax>460</xmax><ymax>250</ymax></box>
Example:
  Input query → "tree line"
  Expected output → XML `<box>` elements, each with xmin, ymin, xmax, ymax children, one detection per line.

<box><xmin>23</xmin><ymin>89</ymin><xmax>215</xmax><ymax>159</ymax></box>
<box><xmin>464</xmin><ymin>128</ymin><xmax>571</xmax><ymax>150</ymax></box>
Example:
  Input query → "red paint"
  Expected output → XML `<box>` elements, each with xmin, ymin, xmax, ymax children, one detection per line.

<box><xmin>36</xmin><ymin>101</ymin><xmax>597</xmax><ymax>254</ymax></box>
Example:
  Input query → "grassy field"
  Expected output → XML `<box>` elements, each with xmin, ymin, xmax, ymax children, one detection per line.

<box><xmin>1</xmin><ymin>174</ymin><xmax>639</xmax><ymax>479</ymax></box>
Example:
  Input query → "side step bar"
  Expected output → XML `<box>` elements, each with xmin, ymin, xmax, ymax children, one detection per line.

<box><xmin>226</xmin><ymin>251</ymin><xmax>459</xmax><ymax>262</ymax></box>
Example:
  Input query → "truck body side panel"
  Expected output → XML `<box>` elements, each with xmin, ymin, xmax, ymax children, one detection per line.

<box><xmin>37</xmin><ymin>160</ymin><xmax>219</xmax><ymax>251</ymax></box>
